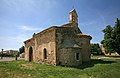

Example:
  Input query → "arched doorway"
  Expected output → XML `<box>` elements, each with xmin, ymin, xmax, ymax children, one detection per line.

<box><xmin>29</xmin><ymin>47</ymin><xmax>33</xmax><ymax>61</ymax></box>
<box><xmin>43</xmin><ymin>48</ymin><xmax>47</xmax><ymax>59</ymax></box>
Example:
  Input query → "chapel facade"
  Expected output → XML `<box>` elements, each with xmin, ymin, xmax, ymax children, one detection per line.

<box><xmin>24</xmin><ymin>9</ymin><xmax>92</xmax><ymax>66</ymax></box>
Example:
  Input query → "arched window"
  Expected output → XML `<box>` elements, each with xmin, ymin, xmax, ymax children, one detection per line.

<box><xmin>43</xmin><ymin>48</ymin><xmax>47</xmax><ymax>59</ymax></box>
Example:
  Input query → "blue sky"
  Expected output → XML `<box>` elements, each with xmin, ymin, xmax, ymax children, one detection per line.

<box><xmin>0</xmin><ymin>0</ymin><xmax>120</xmax><ymax>50</ymax></box>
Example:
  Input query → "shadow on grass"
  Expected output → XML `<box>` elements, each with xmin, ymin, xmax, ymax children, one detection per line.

<box><xmin>61</xmin><ymin>59</ymin><xmax>115</xmax><ymax>69</ymax></box>
<box><xmin>78</xmin><ymin>59</ymin><xmax>115</xmax><ymax>69</ymax></box>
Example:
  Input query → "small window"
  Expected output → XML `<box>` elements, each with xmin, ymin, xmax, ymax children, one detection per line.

<box><xmin>76</xmin><ymin>53</ymin><xmax>79</xmax><ymax>60</ymax></box>
<box><xmin>75</xmin><ymin>30</ymin><xmax>77</xmax><ymax>33</ymax></box>
<box><xmin>43</xmin><ymin>48</ymin><xmax>47</xmax><ymax>59</ymax></box>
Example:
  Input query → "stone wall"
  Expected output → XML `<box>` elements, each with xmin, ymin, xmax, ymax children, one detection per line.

<box><xmin>59</xmin><ymin>47</ymin><xmax>82</xmax><ymax>66</ymax></box>
<box><xmin>55</xmin><ymin>27</ymin><xmax>83</xmax><ymax>66</ymax></box>
<box><xmin>35</xmin><ymin>27</ymin><xmax>56</xmax><ymax>65</ymax></box>
<box><xmin>55</xmin><ymin>27</ymin><xmax>74</xmax><ymax>65</ymax></box>
<box><xmin>78</xmin><ymin>38</ymin><xmax>91</xmax><ymax>62</ymax></box>
<box><xmin>24</xmin><ymin>38</ymin><xmax>35</xmax><ymax>61</ymax></box>
<box><xmin>55</xmin><ymin>26</ymin><xmax>91</xmax><ymax>65</ymax></box>
<box><xmin>24</xmin><ymin>27</ymin><xmax>57</xmax><ymax>65</ymax></box>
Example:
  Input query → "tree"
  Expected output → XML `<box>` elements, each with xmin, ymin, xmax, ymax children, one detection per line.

<box><xmin>19</xmin><ymin>46</ymin><xmax>25</xmax><ymax>54</ymax></box>
<box><xmin>101</xmin><ymin>18</ymin><xmax>120</xmax><ymax>55</ymax></box>
<box><xmin>112</xmin><ymin>18</ymin><xmax>120</xmax><ymax>55</ymax></box>
<box><xmin>102</xmin><ymin>25</ymin><xmax>114</xmax><ymax>55</ymax></box>
<box><xmin>90</xmin><ymin>43</ymin><xmax>102</xmax><ymax>55</ymax></box>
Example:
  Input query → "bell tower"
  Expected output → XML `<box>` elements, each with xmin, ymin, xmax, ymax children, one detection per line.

<box><xmin>69</xmin><ymin>9</ymin><xmax>82</xmax><ymax>33</ymax></box>
<box><xmin>69</xmin><ymin>9</ymin><xmax>78</xmax><ymax>24</ymax></box>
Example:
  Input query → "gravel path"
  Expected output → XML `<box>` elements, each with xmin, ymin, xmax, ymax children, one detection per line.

<box><xmin>98</xmin><ymin>56</ymin><xmax>120</xmax><ymax>60</ymax></box>
<box><xmin>0</xmin><ymin>57</ymin><xmax>24</xmax><ymax>62</ymax></box>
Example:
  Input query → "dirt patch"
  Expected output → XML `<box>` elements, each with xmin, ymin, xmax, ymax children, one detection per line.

<box><xmin>20</xmin><ymin>64</ymin><xmax>35</xmax><ymax>69</ymax></box>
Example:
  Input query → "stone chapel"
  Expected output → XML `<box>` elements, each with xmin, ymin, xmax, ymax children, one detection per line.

<box><xmin>24</xmin><ymin>9</ymin><xmax>92</xmax><ymax>66</ymax></box>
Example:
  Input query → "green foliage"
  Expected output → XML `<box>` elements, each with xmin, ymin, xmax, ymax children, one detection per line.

<box><xmin>101</xmin><ymin>18</ymin><xmax>120</xmax><ymax>55</ymax></box>
<box><xmin>19</xmin><ymin>46</ymin><xmax>25</xmax><ymax>54</ymax></box>
<box><xmin>102</xmin><ymin>25</ymin><xmax>113</xmax><ymax>39</ymax></box>
<box><xmin>90</xmin><ymin>43</ymin><xmax>102</xmax><ymax>55</ymax></box>
<box><xmin>0</xmin><ymin>57</ymin><xmax>120</xmax><ymax>78</ymax></box>
<box><xmin>112</xmin><ymin>18</ymin><xmax>120</xmax><ymax>55</ymax></box>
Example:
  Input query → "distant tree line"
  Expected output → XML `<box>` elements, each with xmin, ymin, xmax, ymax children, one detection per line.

<box><xmin>0</xmin><ymin>50</ymin><xmax>19</xmax><ymax>57</ymax></box>
<box><xmin>90</xmin><ymin>43</ymin><xmax>103</xmax><ymax>55</ymax></box>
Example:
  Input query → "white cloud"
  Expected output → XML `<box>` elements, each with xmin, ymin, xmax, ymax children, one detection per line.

<box><xmin>80</xmin><ymin>21</ymin><xmax>96</xmax><ymax>26</ymax></box>
<box><xmin>17</xmin><ymin>25</ymin><xmax>40</xmax><ymax>31</ymax></box>
<box><xmin>10</xmin><ymin>34</ymin><xmax>29</xmax><ymax>43</ymax></box>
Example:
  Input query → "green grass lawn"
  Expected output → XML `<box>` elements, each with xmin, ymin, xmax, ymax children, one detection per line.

<box><xmin>0</xmin><ymin>56</ymin><xmax>120</xmax><ymax>78</ymax></box>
